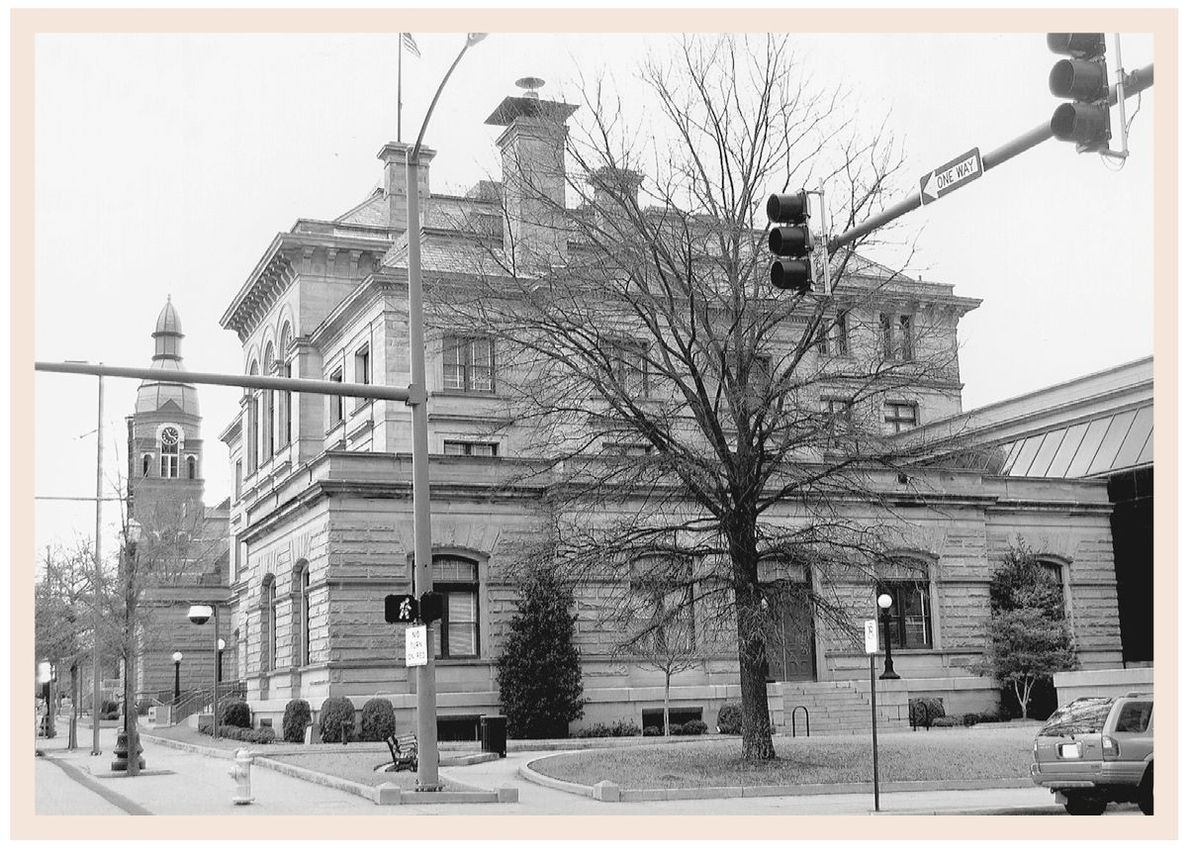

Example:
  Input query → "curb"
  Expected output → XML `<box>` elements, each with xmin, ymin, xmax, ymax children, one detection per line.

<box><xmin>519</xmin><ymin>754</ymin><xmax>1034</xmax><ymax>804</ymax></box>
<box><xmin>141</xmin><ymin>729</ymin><xmax>515</xmax><ymax>806</ymax></box>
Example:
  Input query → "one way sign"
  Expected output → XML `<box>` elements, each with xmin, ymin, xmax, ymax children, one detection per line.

<box><xmin>919</xmin><ymin>147</ymin><xmax>984</xmax><ymax>206</ymax></box>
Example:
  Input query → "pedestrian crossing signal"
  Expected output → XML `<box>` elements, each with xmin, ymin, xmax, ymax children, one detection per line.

<box><xmin>385</xmin><ymin>594</ymin><xmax>418</xmax><ymax>624</ymax></box>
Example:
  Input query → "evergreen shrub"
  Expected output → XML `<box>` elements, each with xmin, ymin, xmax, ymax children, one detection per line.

<box><xmin>716</xmin><ymin>701</ymin><xmax>742</xmax><ymax>734</ymax></box>
<box><xmin>361</xmin><ymin>698</ymin><xmax>397</xmax><ymax>741</ymax></box>
<box><xmin>496</xmin><ymin>565</ymin><xmax>585</xmax><ymax>739</ymax></box>
<box><xmin>282</xmin><ymin>699</ymin><xmax>312</xmax><ymax>743</ymax></box>
<box><xmin>319</xmin><ymin>696</ymin><xmax>357</xmax><ymax>743</ymax></box>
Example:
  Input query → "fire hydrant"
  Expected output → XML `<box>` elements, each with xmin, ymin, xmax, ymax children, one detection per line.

<box><xmin>228</xmin><ymin>748</ymin><xmax>254</xmax><ymax>805</ymax></box>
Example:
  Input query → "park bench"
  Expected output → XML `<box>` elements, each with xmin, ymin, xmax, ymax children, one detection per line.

<box><xmin>385</xmin><ymin>732</ymin><xmax>418</xmax><ymax>772</ymax></box>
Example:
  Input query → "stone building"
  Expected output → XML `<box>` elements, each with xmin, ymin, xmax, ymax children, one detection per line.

<box><xmin>124</xmin><ymin>298</ymin><xmax>231</xmax><ymax>702</ymax></box>
<box><xmin>218</xmin><ymin>81</ymin><xmax>1134</xmax><ymax>737</ymax></box>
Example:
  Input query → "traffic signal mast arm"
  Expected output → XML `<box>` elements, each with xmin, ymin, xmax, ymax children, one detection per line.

<box><xmin>827</xmin><ymin>62</ymin><xmax>1153</xmax><ymax>255</ymax></box>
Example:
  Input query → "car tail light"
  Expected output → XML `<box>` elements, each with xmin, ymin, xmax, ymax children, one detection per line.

<box><xmin>1102</xmin><ymin>735</ymin><xmax>1120</xmax><ymax>757</ymax></box>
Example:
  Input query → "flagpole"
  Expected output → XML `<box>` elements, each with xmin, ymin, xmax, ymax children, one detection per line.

<box><xmin>397</xmin><ymin>36</ymin><xmax>403</xmax><ymax>142</ymax></box>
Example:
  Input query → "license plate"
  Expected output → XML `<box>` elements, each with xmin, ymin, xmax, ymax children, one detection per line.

<box><xmin>1059</xmin><ymin>742</ymin><xmax>1081</xmax><ymax>759</ymax></box>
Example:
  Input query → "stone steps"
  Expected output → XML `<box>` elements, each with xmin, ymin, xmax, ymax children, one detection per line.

<box><xmin>775</xmin><ymin>680</ymin><xmax>904</xmax><ymax>736</ymax></box>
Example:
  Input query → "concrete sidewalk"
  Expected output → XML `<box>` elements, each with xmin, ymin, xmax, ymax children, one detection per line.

<box><xmin>34</xmin><ymin>717</ymin><xmax>1079</xmax><ymax>817</ymax></box>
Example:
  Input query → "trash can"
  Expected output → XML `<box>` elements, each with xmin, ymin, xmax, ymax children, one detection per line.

<box><xmin>480</xmin><ymin>715</ymin><xmax>507</xmax><ymax>757</ymax></box>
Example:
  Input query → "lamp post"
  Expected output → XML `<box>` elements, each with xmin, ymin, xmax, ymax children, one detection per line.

<box><xmin>172</xmin><ymin>652</ymin><xmax>182</xmax><ymax>702</ymax></box>
<box><xmin>217</xmin><ymin>638</ymin><xmax>226</xmax><ymax>684</ymax></box>
<box><xmin>404</xmin><ymin>30</ymin><xmax>487</xmax><ymax>792</ymax></box>
<box><xmin>90</xmin><ymin>370</ymin><xmax>104</xmax><ymax>757</ymax></box>
<box><xmin>187</xmin><ymin>604</ymin><xmax>220</xmax><ymax>742</ymax></box>
<box><xmin>878</xmin><ymin>592</ymin><xmax>900</xmax><ymax>680</ymax></box>
<box><xmin>118</xmin><ymin>518</ymin><xmax>143</xmax><ymax>775</ymax></box>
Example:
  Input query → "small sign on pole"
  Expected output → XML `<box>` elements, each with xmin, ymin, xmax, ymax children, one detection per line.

<box><xmin>918</xmin><ymin>147</ymin><xmax>984</xmax><ymax>206</ymax></box>
<box><xmin>864</xmin><ymin>619</ymin><xmax>879</xmax><ymax>655</ymax></box>
<box><xmin>405</xmin><ymin>625</ymin><xmax>428</xmax><ymax>667</ymax></box>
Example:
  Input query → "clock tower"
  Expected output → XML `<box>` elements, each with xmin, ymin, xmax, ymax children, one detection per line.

<box><xmin>126</xmin><ymin>297</ymin><xmax>206</xmax><ymax>524</ymax></box>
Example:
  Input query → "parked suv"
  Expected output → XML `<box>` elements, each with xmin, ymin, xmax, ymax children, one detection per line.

<box><xmin>1031</xmin><ymin>692</ymin><xmax>1154</xmax><ymax>815</ymax></box>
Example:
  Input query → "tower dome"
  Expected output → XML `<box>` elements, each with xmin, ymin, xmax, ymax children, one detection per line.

<box><xmin>136</xmin><ymin>296</ymin><xmax>200</xmax><ymax>415</ymax></box>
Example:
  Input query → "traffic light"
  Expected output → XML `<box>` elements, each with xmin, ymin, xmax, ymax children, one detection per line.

<box><xmin>767</xmin><ymin>192</ymin><xmax>814</xmax><ymax>294</ymax></box>
<box><xmin>384</xmin><ymin>594</ymin><xmax>418</xmax><ymax>624</ymax></box>
<box><xmin>1047</xmin><ymin>33</ymin><xmax>1111</xmax><ymax>151</ymax></box>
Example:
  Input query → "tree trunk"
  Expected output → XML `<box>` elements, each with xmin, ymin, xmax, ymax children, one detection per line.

<box><xmin>733</xmin><ymin>582</ymin><xmax>775</xmax><ymax>760</ymax></box>
<box><xmin>663</xmin><ymin>671</ymin><xmax>671</xmax><ymax>736</ymax></box>
<box><xmin>68</xmin><ymin>663</ymin><xmax>78</xmax><ymax>749</ymax></box>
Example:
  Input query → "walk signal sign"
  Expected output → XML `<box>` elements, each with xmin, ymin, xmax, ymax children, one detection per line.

<box><xmin>385</xmin><ymin>594</ymin><xmax>418</xmax><ymax>624</ymax></box>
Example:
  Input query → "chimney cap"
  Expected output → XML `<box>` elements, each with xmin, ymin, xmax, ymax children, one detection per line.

<box><xmin>515</xmin><ymin>76</ymin><xmax>546</xmax><ymax>98</ymax></box>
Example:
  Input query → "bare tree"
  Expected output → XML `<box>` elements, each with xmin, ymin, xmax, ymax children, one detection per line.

<box><xmin>432</xmin><ymin>35</ymin><xmax>966</xmax><ymax>760</ymax></box>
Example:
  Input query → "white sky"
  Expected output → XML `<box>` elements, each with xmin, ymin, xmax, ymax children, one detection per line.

<box><xmin>29</xmin><ymin>29</ymin><xmax>1157</xmax><ymax>557</ymax></box>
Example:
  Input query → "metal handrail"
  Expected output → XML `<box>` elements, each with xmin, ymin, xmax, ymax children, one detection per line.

<box><xmin>792</xmin><ymin>705</ymin><xmax>810</xmax><ymax>737</ymax></box>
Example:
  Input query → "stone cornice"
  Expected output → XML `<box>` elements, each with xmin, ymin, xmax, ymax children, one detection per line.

<box><xmin>219</xmin><ymin>226</ymin><xmax>392</xmax><ymax>342</ymax></box>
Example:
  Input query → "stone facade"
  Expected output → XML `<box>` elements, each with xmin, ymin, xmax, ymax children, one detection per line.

<box><xmin>217</xmin><ymin>81</ymin><xmax>1125</xmax><ymax>734</ymax></box>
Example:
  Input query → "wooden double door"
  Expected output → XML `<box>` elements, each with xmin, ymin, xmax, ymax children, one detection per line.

<box><xmin>761</xmin><ymin>578</ymin><xmax>816</xmax><ymax>682</ymax></box>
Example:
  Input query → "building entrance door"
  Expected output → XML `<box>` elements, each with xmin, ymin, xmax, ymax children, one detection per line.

<box><xmin>761</xmin><ymin>580</ymin><xmax>816</xmax><ymax>682</ymax></box>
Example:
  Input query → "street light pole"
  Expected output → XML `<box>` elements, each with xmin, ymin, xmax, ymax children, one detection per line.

<box><xmin>404</xmin><ymin>31</ymin><xmax>487</xmax><ymax>792</ymax></box>
<box><xmin>91</xmin><ymin>370</ymin><xmax>104</xmax><ymax>757</ymax></box>
<box><xmin>878</xmin><ymin>593</ymin><xmax>900</xmax><ymax>680</ymax></box>
<box><xmin>173</xmin><ymin>652</ymin><xmax>182</xmax><ymax>702</ymax></box>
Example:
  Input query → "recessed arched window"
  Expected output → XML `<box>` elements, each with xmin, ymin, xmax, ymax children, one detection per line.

<box><xmin>262</xmin><ymin>343</ymin><xmax>275</xmax><ymax>462</ymax></box>
<box><xmin>262</xmin><ymin>574</ymin><xmax>277</xmax><ymax>672</ymax></box>
<box><xmin>246</xmin><ymin>361</ymin><xmax>260</xmax><ymax>474</ymax></box>
<box><xmin>159</xmin><ymin>426</ymin><xmax>180</xmax><ymax>478</ymax></box>
<box><xmin>187</xmin><ymin>455</ymin><xmax>198</xmax><ymax>480</ymax></box>
<box><xmin>279</xmin><ymin>323</ymin><xmax>293</xmax><ymax>449</ymax></box>
<box><xmin>419</xmin><ymin>555</ymin><xmax>481</xmax><ymax>659</ymax></box>
<box><xmin>142</xmin><ymin>454</ymin><xmax>152</xmax><ymax>477</ymax></box>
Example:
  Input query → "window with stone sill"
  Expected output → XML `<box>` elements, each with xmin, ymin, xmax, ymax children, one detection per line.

<box><xmin>876</xmin><ymin>558</ymin><xmax>933</xmax><ymax>650</ymax></box>
<box><xmin>328</xmin><ymin>366</ymin><xmax>345</xmax><ymax>428</ymax></box>
<box><xmin>444</xmin><ymin>441</ymin><xmax>498</xmax><ymax>457</ymax></box>
<box><xmin>353</xmin><ymin>343</ymin><xmax>372</xmax><ymax>412</ymax></box>
<box><xmin>880</xmin><ymin>313</ymin><xmax>914</xmax><ymax>362</ymax></box>
<box><xmin>443</xmin><ymin>334</ymin><xmax>495</xmax><ymax>393</ymax></box>
<box><xmin>882</xmin><ymin>401</ymin><xmax>919</xmax><ymax>435</ymax></box>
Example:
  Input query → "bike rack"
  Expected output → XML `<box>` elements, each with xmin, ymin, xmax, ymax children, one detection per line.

<box><xmin>792</xmin><ymin>705</ymin><xmax>810</xmax><ymax>737</ymax></box>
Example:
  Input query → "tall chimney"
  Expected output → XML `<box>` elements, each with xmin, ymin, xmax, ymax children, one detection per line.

<box><xmin>484</xmin><ymin>78</ymin><xmax>577</xmax><ymax>269</ymax></box>
<box><xmin>377</xmin><ymin>142</ymin><xmax>437</xmax><ymax>232</ymax></box>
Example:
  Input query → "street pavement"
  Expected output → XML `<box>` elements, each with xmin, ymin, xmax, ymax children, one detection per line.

<box><xmin>31</xmin><ymin>716</ymin><xmax>1140</xmax><ymax>818</ymax></box>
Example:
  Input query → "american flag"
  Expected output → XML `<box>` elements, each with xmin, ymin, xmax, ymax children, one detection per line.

<box><xmin>401</xmin><ymin>32</ymin><xmax>421</xmax><ymax>58</ymax></box>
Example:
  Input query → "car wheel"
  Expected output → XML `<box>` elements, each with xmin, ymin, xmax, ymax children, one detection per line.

<box><xmin>1064</xmin><ymin>794</ymin><xmax>1108</xmax><ymax>816</ymax></box>
<box><xmin>1138</xmin><ymin>767</ymin><xmax>1154</xmax><ymax>816</ymax></box>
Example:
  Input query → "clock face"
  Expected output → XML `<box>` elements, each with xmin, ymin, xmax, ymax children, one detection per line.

<box><xmin>161</xmin><ymin>427</ymin><xmax>179</xmax><ymax>447</ymax></box>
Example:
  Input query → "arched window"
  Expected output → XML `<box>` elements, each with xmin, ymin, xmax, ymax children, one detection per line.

<box><xmin>423</xmin><ymin>555</ymin><xmax>481</xmax><ymax>659</ymax></box>
<box><xmin>246</xmin><ymin>361</ymin><xmax>260</xmax><ymax>474</ymax></box>
<box><xmin>159</xmin><ymin>426</ymin><xmax>180</xmax><ymax>478</ymax></box>
<box><xmin>876</xmin><ymin>557</ymin><xmax>933</xmax><ymax>649</ymax></box>
<box><xmin>302</xmin><ymin>564</ymin><xmax>311</xmax><ymax>666</ymax></box>
<box><xmin>142</xmin><ymin>454</ymin><xmax>152</xmax><ymax>477</ymax></box>
<box><xmin>263</xmin><ymin>574</ymin><xmax>277</xmax><ymax>672</ymax></box>
<box><xmin>187</xmin><ymin>455</ymin><xmax>198</xmax><ymax>480</ymax></box>
<box><xmin>1036</xmin><ymin>560</ymin><xmax>1069</xmax><ymax>620</ymax></box>
<box><xmin>279</xmin><ymin>323</ymin><xmax>293</xmax><ymax>449</ymax></box>
<box><xmin>262</xmin><ymin>343</ymin><xmax>275</xmax><ymax>462</ymax></box>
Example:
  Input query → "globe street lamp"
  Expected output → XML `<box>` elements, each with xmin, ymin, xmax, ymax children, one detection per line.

<box><xmin>217</xmin><ymin>638</ymin><xmax>226</xmax><ymax>684</ymax></box>
<box><xmin>117</xmin><ymin>518</ymin><xmax>144</xmax><ymax>776</ymax></box>
<box><xmin>172</xmin><ymin>651</ymin><xmax>182</xmax><ymax>702</ymax></box>
<box><xmin>405</xmin><ymin>30</ymin><xmax>487</xmax><ymax>792</ymax></box>
<box><xmin>878</xmin><ymin>592</ymin><xmax>900</xmax><ymax>680</ymax></box>
<box><xmin>187</xmin><ymin>603</ymin><xmax>220</xmax><ymax>742</ymax></box>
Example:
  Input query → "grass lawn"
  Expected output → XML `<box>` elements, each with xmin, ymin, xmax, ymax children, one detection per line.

<box><xmin>264</xmin><ymin>751</ymin><xmax>422</xmax><ymax>789</ymax></box>
<box><xmin>529</xmin><ymin>725</ymin><xmax>1039</xmax><ymax>790</ymax></box>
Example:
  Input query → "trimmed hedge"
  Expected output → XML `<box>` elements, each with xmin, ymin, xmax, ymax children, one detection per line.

<box><xmin>319</xmin><ymin>696</ymin><xmax>356</xmax><ymax>743</ymax></box>
<box><xmin>283</xmin><ymin>699</ymin><xmax>312</xmax><ymax>743</ymax></box>
<box><xmin>360</xmin><ymin>698</ymin><xmax>396</xmax><ymax>742</ymax></box>
<box><xmin>203</xmin><ymin>723</ymin><xmax>276</xmax><ymax>744</ymax></box>
<box><xmin>220</xmin><ymin>700</ymin><xmax>252</xmax><ymax>729</ymax></box>
<box><xmin>571</xmin><ymin>720</ymin><xmax>641</xmax><ymax>738</ymax></box>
